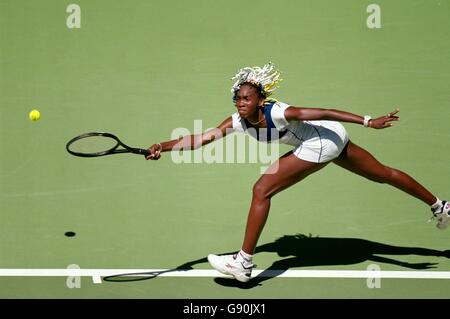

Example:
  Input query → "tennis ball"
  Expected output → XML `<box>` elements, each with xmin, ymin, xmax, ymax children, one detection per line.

<box><xmin>29</xmin><ymin>109</ymin><xmax>41</xmax><ymax>122</ymax></box>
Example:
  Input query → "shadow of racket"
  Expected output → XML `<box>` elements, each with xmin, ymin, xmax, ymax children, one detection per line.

<box><xmin>102</xmin><ymin>259</ymin><xmax>208</xmax><ymax>282</ymax></box>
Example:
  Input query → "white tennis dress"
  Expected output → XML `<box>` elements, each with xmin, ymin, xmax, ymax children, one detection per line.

<box><xmin>231</xmin><ymin>101</ymin><xmax>349</xmax><ymax>163</ymax></box>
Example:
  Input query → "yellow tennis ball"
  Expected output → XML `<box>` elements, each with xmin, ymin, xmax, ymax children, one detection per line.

<box><xmin>29</xmin><ymin>109</ymin><xmax>41</xmax><ymax>122</ymax></box>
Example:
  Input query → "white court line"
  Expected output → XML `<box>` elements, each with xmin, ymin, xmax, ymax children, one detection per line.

<box><xmin>1</xmin><ymin>269</ymin><xmax>450</xmax><ymax>284</ymax></box>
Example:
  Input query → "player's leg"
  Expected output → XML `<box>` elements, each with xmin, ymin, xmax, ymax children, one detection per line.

<box><xmin>242</xmin><ymin>152</ymin><xmax>327</xmax><ymax>254</ymax></box>
<box><xmin>333</xmin><ymin>141</ymin><xmax>449</xmax><ymax>228</ymax></box>
<box><xmin>208</xmin><ymin>152</ymin><xmax>327</xmax><ymax>282</ymax></box>
<box><xmin>333</xmin><ymin>141</ymin><xmax>435</xmax><ymax>204</ymax></box>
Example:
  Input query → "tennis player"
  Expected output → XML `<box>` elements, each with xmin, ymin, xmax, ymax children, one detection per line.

<box><xmin>146</xmin><ymin>63</ymin><xmax>449</xmax><ymax>283</ymax></box>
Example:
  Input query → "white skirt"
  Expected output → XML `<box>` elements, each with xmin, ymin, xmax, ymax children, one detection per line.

<box><xmin>292</xmin><ymin>120</ymin><xmax>349</xmax><ymax>163</ymax></box>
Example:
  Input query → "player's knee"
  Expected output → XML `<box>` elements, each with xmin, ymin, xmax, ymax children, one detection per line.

<box><xmin>252</xmin><ymin>182</ymin><xmax>272</xmax><ymax>200</ymax></box>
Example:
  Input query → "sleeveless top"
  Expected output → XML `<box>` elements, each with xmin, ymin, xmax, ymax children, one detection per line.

<box><xmin>231</xmin><ymin>101</ymin><xmax>312</xmax><ymax>146</ymax></box>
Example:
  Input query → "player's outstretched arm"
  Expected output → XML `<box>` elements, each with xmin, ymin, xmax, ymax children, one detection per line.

<box><xmin>284</xmin><ymin>106</ymin><xmax>400</xmax><ymax>129</ymax></box>
<box><xmin>146</xmin><ymin>116</ymin><xmax>233</xmax><ymax>160</ymax></box>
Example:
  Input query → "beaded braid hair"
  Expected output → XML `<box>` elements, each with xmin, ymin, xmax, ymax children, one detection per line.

<box><xmin>231</xmin><ymin>62</ymin><xmax>282</xmax><ymax>104</ymax></box>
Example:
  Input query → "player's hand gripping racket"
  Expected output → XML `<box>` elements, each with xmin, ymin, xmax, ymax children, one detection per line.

<box><xmin>66</xmin><ymin>132</ymin><xmax>150</xmax><ymax>158</ymax></box>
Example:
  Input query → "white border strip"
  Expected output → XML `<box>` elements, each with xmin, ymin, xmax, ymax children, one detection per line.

<box><xmin>1</xmin><ymin>269</ymin><xmax>450</xmax><ymax>283</ymax></box>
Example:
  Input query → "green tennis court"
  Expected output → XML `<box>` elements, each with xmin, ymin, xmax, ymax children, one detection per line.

<box><xmin>1</xmin><ymin>0</ymin><xmax>449</xmax><ymax>299</ymax></box>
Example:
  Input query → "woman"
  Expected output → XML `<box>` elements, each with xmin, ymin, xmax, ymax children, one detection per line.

<box><xmin>146</xmin><ymin>63</ymin><xmax>449</xmax><ymax>283</ymax></box>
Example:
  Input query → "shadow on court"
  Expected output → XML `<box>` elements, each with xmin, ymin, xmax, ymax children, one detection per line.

<box><xmin>103</xmin><ymin>234</ymin><xmax>450</xmax><ymax>288</ymax></box>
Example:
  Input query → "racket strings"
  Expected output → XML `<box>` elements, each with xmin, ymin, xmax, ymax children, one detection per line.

<box><xmin>67</xmin><ymin>135</ymin><xmax>119</xmax><ymax>155</ymax></box>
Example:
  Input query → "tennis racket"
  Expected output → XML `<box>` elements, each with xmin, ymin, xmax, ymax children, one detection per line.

<box><xmin>66</xmin><ymin>132</ymin><xmax>150</xmax><ymax>158</ymax></box>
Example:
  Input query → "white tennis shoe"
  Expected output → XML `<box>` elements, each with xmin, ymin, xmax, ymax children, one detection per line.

<box><xmin>207</xmin><ymin>253</ymin><xmax>254</xmax><ymax>283</ymax></box>
<box><xmin>431</xmin><ymin>200</ymin><xmax>450</xmax><ymax>230</ymax></box>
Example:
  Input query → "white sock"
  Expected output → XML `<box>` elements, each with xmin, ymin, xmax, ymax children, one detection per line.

<box><xmin>431</xmin><ymin>198</ymin><xmax>442</xmax><ymax>210</ymax></box>
<box><xmin>237</xmin><ymin>249</ymin><xmax>253</xmax><ymax>267</ymax></box>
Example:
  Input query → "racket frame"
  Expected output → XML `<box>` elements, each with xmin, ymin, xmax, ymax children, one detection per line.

<box><xmin>66</xmin><ymin>132</ymin><xmax>150</xmax><ymax>157</ymax></box>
